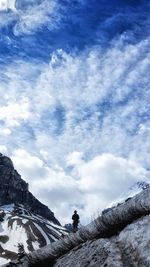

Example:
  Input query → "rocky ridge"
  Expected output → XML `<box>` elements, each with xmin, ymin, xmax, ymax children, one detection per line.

<box><xmin>9</xmin><ymin>185</ymin><xmax>150</xmax><ymax>267</ymax></box>
<box><xmin>0</xmin><ymin>153</ymin><xmax>59</xmax><ymax>224</ymax></box>
<box><xmin>0</xmin><ymin>153</ymin><xmax>67</xmax><ymax>265</ymax></box>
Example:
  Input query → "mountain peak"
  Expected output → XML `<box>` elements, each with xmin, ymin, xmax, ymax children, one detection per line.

<box><xmin>0</xmin><ymin>153</ymin><xmax>13</xmax><ymax>168</ymax></box>
<box><xmin>0</xmin><ymin>154</ymin><xmax>68</xmax><ymax>265</ymax></box>
<box><xmin>0</xmin><ymin>153</ymin><xmax>60</xmax><ymax>225</ymax></box>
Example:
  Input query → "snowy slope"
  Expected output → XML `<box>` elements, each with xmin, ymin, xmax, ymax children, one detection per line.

<box><xmin>109</xmin><ymin>181</ymin><xmax>150</xmax><ymax>209</ymax></box>
<box><xmin>0</xmin><ymin>204</ymin><xmax>67</xmax><ymax>265</ymax></box>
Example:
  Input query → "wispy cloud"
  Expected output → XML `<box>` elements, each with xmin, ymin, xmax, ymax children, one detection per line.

<box><xmin>14</xmin><ymin>0</ymin><xmax>61</xmax><ymax>36</ymax></box>
<box><xmin>0</xmin><ymin>35</ymin><xmax>149</xmax><ymax>222</ymax></box>
<box><xmin>0</xmin><ymin>0</ymin><xmax>150</xmax><ymax>224</ymax></box>
<box><xmin>0</xmin><ymin>0</ymin><xmax>61</xmax><ymax>34</ymax></box>
<box><xmin>0</xmin><ymin>0</ymin><xmax>149</xmax><ymax>59</ymax></box>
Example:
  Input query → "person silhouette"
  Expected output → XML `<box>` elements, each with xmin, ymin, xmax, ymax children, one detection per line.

<box><xmin>72</xmin><ymin>210</ymin><xmax>80</xmax><ymax>232</ymax></box>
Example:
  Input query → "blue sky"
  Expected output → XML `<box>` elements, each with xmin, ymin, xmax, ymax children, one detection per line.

<box><xmin>0</xmin><ymin>0</ymin><xmax>150</xmax><ymax>224</ymax></box>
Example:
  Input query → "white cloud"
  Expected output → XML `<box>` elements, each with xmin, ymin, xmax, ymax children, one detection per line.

<box><xmin>77</xmin><ymin>153</ymin><xmax>148</xmax><ymax>194</ymax></box>
<box><xmin>67</xmin><ymin>151</ymin><xmax>83</xmax><ymax>166</ymax></box>
<box><xmin>29</xmin><ymin>38</ymin><xmax>150</xmax><ymax>169</ymax></box>
<box><xmin>11</xmin><ymin>149</ymin><xmax>149</xmax><ymax>225</ymax></box>
<box><xmin>0</xmin><ymin>128</ymin><xmax>11</xmax><ymax>136</ymax></box>
<box><xmin>0</xmin><ymin>145</ymin><xmax>7</xmax><ymax>154</ymax></box>
<box><xmin>68</xmin><ymin>152</ymin><xmax>149</xmax><ymax>221</ymax></box>
<box><xmin>0</xmin><ymin>0</ymin><xmax>16</xmax><ymax>11</ymax></box>
<box><xmin>11</xmin><ymin>149</ymin><xmax>83</xmax><ymax>225</ymax></box>
<box><xmin>0</xmin><ymin>32</ymin><xmax>150</xmax><ymax>224</ymax></box>
<box><xmin>0</xmin><ymin>0</ymin><xmax>61</xmax><ymax>35</ymax></box>
<box><xmin>0</xmin><ymin>99</ymin><xmax>31</xmax><ymax>127</ymax></box>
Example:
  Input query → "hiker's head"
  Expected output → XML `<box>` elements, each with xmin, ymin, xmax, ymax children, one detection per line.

<box><xmin>74</xmin><ymin>210</ymin><xmax>77</xmax><ymax>214</ymax></box>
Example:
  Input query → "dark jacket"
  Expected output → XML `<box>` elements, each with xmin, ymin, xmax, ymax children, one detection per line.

<box><xmin>72</xmin><ymin>213</ymin><xmax>79</xmax><ymax>222</ymax></box>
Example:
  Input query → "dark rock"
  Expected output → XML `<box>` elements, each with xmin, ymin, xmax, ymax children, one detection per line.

<box><xmin>125</xmin><ymin>197</ymin><xmax>132</xmax><ymax>202</ymax></box>
<box><xmin>0</xmin><ymin>153</ymin><xmax>60</xmax><ymax>225</ymax></box>
<box><xmin>102</xmin><ymin>207</ymin><xmax>113</xmax><ymax>215</ymax></box>
<box><xmin>0</xmin><ymin>210</ymin><xmax>5</xmax><ymax>222</ymax></box>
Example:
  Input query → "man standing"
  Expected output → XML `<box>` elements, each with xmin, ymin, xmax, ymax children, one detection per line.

<box><xmin>72</xmin><ymin>210</ymin><xmax>80</xmax><ymax>232</ymax></box>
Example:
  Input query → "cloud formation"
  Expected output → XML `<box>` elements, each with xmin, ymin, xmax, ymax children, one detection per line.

<box><xmin>0</xmin><ymin>0</ymin><xmax>150</xmax><ymax>224</ymax></box>
<box><xmin>0</xmin><ymin>0</ymin><xmax>60</xmax><ymax>34</ymax></box>
<box><xmin>12</xmin><ymin>150</ymin><xmax>149</xmax><ymax>224</ymax></box>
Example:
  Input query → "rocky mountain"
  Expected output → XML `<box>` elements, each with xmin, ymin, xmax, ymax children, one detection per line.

<box><xmin>0</xmin><ymin>153</ymin><xmax>59</xmax><ymax>224</ymax></box>
<box><xmin>8</xmin><ymin>185</ymin><xmax>150</xmax><ymax>267</ymax></box>
<box><xmin>0</xmin><ymin>153</ymin><xmax>67</xmax><ymax>265</ymax></box>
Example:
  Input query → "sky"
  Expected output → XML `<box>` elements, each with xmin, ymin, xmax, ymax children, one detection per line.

<box><xmin>0</xmin><ymin>0</ymin><xmax>150</xmax><ymax>225</ymax></box>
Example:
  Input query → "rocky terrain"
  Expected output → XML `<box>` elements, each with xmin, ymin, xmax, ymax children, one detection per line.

<box><xmin>1</xmin><ymin>153</ymin><xmax>150</xmax><ymax>267</ymax></box>
<box><xmin>7</xmin><ymin>185</ymin><xmax>150</xmax><ymax>267</ymax></box>
<box><xmin>0</xmin><ymin>153</ymin><xmax>59</xmax><ymax>224</ymax></box>
<box><xmin>0</xmin><ymin>154</ymin><xmax>67</xmax><ymax>265</ymax></box>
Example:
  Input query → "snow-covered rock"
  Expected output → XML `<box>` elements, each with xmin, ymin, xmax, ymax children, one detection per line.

<box><xmin>0</xmin><ymin>204</ymin><xmax>67</xmax><ymax>265</ymax></box>
<box><xmin>7</xmin><ymin>185</ymin><xmax>150</xmax><ymax>267</ymax></box>
<box><xmin>110</xmin><ymin>180</ymin><xmax>150</xmax><ymax>207</ymax></box>
<box><xmin>0</xmin><ymin>153</ymin><xmax>68</xmax><ymax>265</ymax></box>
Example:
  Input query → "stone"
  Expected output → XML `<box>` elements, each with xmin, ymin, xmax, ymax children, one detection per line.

<box><xmin>12</xmin><ymin>185</ymin><xmax>150</xmax><ymax>267</ymax></box>
<box><xmin>0</xmin><ymin>153</ymin><xmax>60</xmax><ymax>224</ymax></box>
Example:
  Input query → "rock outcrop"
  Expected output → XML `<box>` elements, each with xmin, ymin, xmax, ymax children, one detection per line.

<box><xmin>10</xmin><ymin>185</ymin><xmax>150</xmax><ymax>267</ymax></box>
<box><xmin>0</xmin><ymin>153</ymin><xmax>68</xmax><ymax>265</ymax></box>
<box><xmin>53</xmin><ymin>215</ymin><xmax>150</xmax><ymax>267</ymax></box>
<box><xmin>0</xmin><ymin>153</ymin><xmax>59</xmax><ymax>225</ymax></box>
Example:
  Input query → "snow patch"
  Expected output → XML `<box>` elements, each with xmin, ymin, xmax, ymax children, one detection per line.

<box><xmin>33</xmin><ymin>223</ymin><xmax>51</xmax><ymax>245</ymax></box>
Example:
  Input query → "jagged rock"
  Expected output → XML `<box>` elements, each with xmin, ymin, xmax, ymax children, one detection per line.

<box><xmin>0</xmin><ymin>153</ymin><xmax>59</xmax><ymax>224</ymax></box>
<box><xmin>0</xmin><ymin>154</ymin><xmax>68</xmax><ymax>265</ymax></box>
<box><xmin>10</xmin><ymin>185</ymin><xmax>150</xmax><ymax>267</ymax></box>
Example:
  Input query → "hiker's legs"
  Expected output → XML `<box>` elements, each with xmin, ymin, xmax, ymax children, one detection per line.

<box><xmin>73</xmin><ymin>221</ymin><xmax>78</xmax><ymax>232</ymax></box>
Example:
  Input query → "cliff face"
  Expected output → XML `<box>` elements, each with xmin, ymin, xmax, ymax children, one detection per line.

<box><xmin>0</xmin><ymin>153</ymin><xmax>60</xmax><ymax>225</ymax></box>
<box><xmin>11</xmin><ymin>185</ymin><xmax>150</xmax><ymax>267</ymax></box>
<box><xmin>0</xmin><ymin>153</ymin><xmax>28</xmax><ymax>206</ymax></box>
<box><xmin>0</xmin><ymin>153</ymin><xmax>69</xmax><ymax>265</ymax></box>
